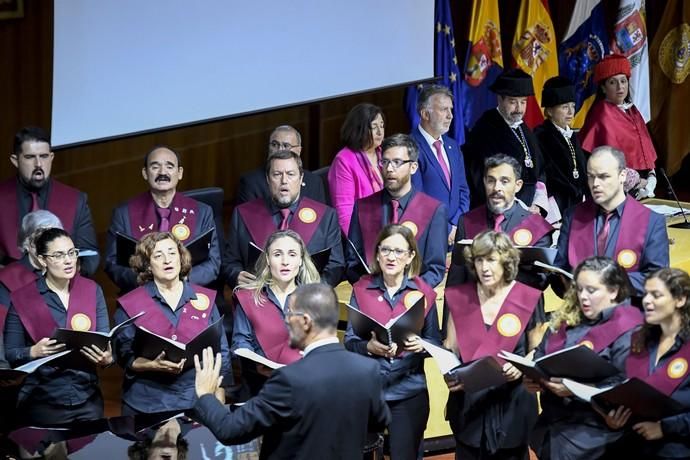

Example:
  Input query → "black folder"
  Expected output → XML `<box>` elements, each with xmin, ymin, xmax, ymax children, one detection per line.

<box><xmin>499</xmin><ymin>344</ymin><xmax>620</xmax><ymax>383</ymax></box>
<box><xmin>51</xmin><ymin>312</ymin><xmax>144</xmax><ymax>352</ymax></box>
<box><xmin>346</xmin><ymin>297</ymin><xmax>425</xmax><ymax>348</ymax></box>
<box><xmin>0</xmin><ymin>349</ymin><xmax>72</xmax><ymax>386</ymax></box>
<box><xmin>116</xmin><ymin>228</ymin><xmax>213</xmax><ymax>267</ymax></box>
<box><xmin>132</xmin><ymin>316</ymin><xmax>223</xmax><ymax>370</ymax></box>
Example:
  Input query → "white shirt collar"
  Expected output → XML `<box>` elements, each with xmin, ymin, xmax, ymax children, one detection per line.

<box><xmin>617</xmin><ymin>102</ymin><xmax>634</xmax><ymax>111</ymax></box>
<box><xmin>551</xmin><ymin>120</ymin><xmax>573</xmax><ymax>139</ymax></box>
<box><xmin>417</xmin><ymin>124</ymin><xmax>442</xmax><ymax>147</ymax></box>
<box><xmin>496</xmin><ymin>107</ymin><xmax>523</xmax><ymax>130</ymax></box>
<box><xmin>303</xmin><ymin>337</ymin><xmax>340</xmax><ymax>356</ymax></box>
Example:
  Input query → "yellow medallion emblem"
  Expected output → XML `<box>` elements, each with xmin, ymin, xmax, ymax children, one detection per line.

<box><xmin>401</xmin><ymin>221</ymin><xmax>418</xmax><ymax>237</ymax></box>
<box><xmin>496</xmin><ymin>313</ymin><xmax>521</xmax><ymax>337</ymax></box>
<box><xmin>298</xmin><ymin>207</ymin><xmax>317</xmax><ymax>224</ymax></box>
<box><xmin>659</xmin><ymin>24</ymin><xmax>690</xmax><ymax>84</ymax></box>
<box><xmin>171</xmin><ymin>223</ymin><xmax>191</xmax><ymax>241</ymax></box>
<box><xmin>403</xmin><ymin>291</ymin><xmax>426</xmax><ymax>310</ymax></box>
<box><xmin>667</xmin><ymin>357</ymin><xmax>689</xmax><ymax>379</ymax></box>
<box><xmin>191</xmin><ymin>293</ymin><xmax>211</xmax><ymax>311</ymax></box>
<box><xmin>70</xmin><ymin>313</ymin><xmax>92</xmax><ymax>331</ymax></box>
<box><xmin>512</xmin><ymin>229</ymin><xmax>533</xmax><ymax>246</ymax></box>
<box><xmin>617</xmin><ymin>249</ymin><xmax>637</xmax><ymax>269</ymax></box>
<box><xmin>579</xmin><ymin>340</ymin><xmax>594</xmax><ymax>350</ymax></box>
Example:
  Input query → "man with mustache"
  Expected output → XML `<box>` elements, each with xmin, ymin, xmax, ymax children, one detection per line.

<box><xmin>235</xmin><ymin>125</ymin><xmax>328</xmax><ymax>205</ymax></box>
<box><xmin>447</xmin><ymin>154</ymin><xmax>554</xmax><ymax>288</ymax></box>
<box><xmin>0</xmin><ymin>127</ymin><xmax>99</xmax><ymax>276</ymax></box>
<box><xmin>346</xmin><ymin>133</ymin><xmax>447</xmax><ymax>287</ymax></box>
<box><xmin>553</xmin><ymin>146</ymin><xmax>668</xmax><ymax>298</ymax></box>
<box><xmin>104</xmin><ymin>146</ymin><xmax>221</xmax><ymax>292</ymax></box>
<box><xmin>463</xmin><ymin>69</ymin><xmax>548</xmax><ymax>213</ymax></box>
<box><xmin>410</xmin><ymin>85</ymin><xmax>470</xmax><ymax>248</ymax></box>
<box><xmin>223</xmin><ymin>149</ymin><xmax>344</xmax><ymax>288</ymax></box>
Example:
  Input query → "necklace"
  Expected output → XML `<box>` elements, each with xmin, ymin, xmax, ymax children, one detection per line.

<box><xmin>564</xmin><ymin>136</ymin><xmax>580</xmax><ymax>179</ymax></box>
<box><xmin>510</xmin><ymin>126</ymin><xmax>534</xmax><ymax>168</ymax></box>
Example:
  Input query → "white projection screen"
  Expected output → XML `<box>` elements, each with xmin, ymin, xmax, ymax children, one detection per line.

<box><xmin>52</xmin><ymin>0</ymin><xmax>434</xmax><ymax>147</ymax></box>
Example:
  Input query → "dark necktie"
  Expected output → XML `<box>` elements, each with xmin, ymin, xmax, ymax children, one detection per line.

<box><xmin>390</xmin><ymin>199</ymin><xmax>400</xmax><ymax>224</ymax></box>
<box><xmin>30</xmin><ymin>192</ymin><xmax>40</xmax><ymax>212</ymax></box>
<box><xmin>597</xmin><ymin>212</ymin><xmax>614</xmax><ymax>256</ymax></box>
<box><xmin>157</xmin><ymin>207</ymin><xmax>171</xmax><ymax>232</ymax></box>
<box><xmin>493</xmin><ymin>213</ymin><xmax>505</xmax><ymax>232</ymax></box>
<box><xmin>279</xmin><ymin>208</ymin><xmax>291</xmax><ymax>230</ymax></box>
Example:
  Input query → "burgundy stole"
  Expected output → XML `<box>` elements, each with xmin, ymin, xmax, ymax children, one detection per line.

<box><xmin>0</xmin><ymin>304</ymin><xmax>7</xmax><ymax>332</ymax></box>
<box><xmin>236</xmin><ymin>197</ymin><xmax>327</xmax><ymax>249</ymax></box>
<box><xmin>568</xmin><ymin>199</ymin><xmax>649</xmax><ymax>271</ymax></box>
<box><xmin>127</xmin><ymin>192</ymin><xmax>199</xmax><ymax>241</ymax></box>
<box><xmin>0</xmin><ymin>180</ymin><xmax>79</xmax><ymax>260</ymax></box>
<box><xmin>0</xmin><ymin>261</ymin><xmax>37</xmax><ymax>292</ymax></box>
<box><xmin>234</xmin><ymin>289</ymin><xmax>301</xmax><ymax>364</ymax></box>
<box><xmin>545</xmin><ymin>305</ymin><xmax>642</xmax><ymax>355</ymax></box>
<box><xmin>626</xmin><ymin>334</ymin><xmax>690</xmax><ymax>396</ymax></box>
<box><xmin>118</xmin><ymin>284</ymin><xmax>216</xmax><ymax>343</ymax></box>
<box><xmin>445</xmin><ymin>281</ymin><xmax>540</xmax><ymax>363</ymax></box>
<box><xmin>463</xmin><ymin>205</ymin><xmax>553</xmax><ymax>246</ymax></box>
<box><xmin>352</xmin><ymin>275</ymin><xmax>436</xmax><ymax>325</ymax></box>
<box><xmin>9</xmin><ymin>275</ymin><xmax>98</xmax><ymax>343</ymax></box>
<box><xmin>357</xmin><ymin>191</ymin><xmax>440</xmax><ymax>263</ymax></box>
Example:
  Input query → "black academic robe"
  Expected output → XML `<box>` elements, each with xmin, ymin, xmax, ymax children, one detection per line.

<box><xmin>463</xmin><ymin>109</ymin><xmax>545</xmax><ymax>208</ymax></box>
<box><xmin>534</xmin><ymin>121</ymin><xmax>588</xmax><ymax>212</ymax></box>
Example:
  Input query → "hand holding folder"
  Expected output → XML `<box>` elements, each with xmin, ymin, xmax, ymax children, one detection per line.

<box><xmin>346</xmin><ymin>297</ymin><xmax>425</xmax><ymax>349</ymax></box>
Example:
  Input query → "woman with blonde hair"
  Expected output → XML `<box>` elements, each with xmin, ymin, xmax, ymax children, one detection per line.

<box><xmin>112</xmin><ymin>231</ymin><xmax>229</xmax><ymax>415</ymax></box>
<box><xmin>345</xmin><ymin>224</ymin><xmax>440</xmax><ymax>460</ymax></box>
<box><xmin>526</xmin><ymin>256</ymin><xmax>642</xmax><ymax>460</ymax></box>
<box><xmin>232</xmin><ymin>229</ymin><xmax>319</xmax><ymax>392</ymax></box>
<box><xmin>443</xmin><ymin>230</ymin><xmax>543</xmax><ymax>459</ymax></box>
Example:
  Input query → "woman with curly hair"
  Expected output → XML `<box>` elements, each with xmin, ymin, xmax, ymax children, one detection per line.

<box><xmin>112</xmin><ymin>232</ymin><xmax>229</xmax><ymax>415</ymax></box>
<box><xmin>443</xmin><ymin>230</ymin><xmax>544</xmax><ymax>459</ymax></box>
<box><xmin>603</xmin><ymin>268</ymin><xmax>690</xmax><ymax>459</ymax></box>
<box><xmin>527</xmin><ymin>256</ymin><xmax>643</xmax><ymax>460</ymax></box>
<box><xmin>232</xmin><ymin>229</ymin><xmax>320</xmax><ymax>392</ymax></box>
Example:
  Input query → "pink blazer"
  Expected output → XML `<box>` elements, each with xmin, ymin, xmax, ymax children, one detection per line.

<box><xmin>328</xmin><ymin>146</ymin><xmax>383</xmax><ymax>235</ymax></box>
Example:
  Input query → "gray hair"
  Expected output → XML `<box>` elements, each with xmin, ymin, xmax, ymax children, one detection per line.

<box><xmin>590</xmin><ymin>145</ymin><xmax>627</xmax><ymax>172</ymax></box>
<box><xmin>18</xmin><ymin>210</ymin><xmax>63</xmax><ymax>254</ymax></box>
<box><xmin>416</xmin><ymin>84</ymin><xmax>454</xmax><ymax>115</ymax></box>
<box><xmin>270</xmin><ymin>125</ymin><xmax>302</xmax><ymax>146</ymax></box>
<box><xmin>292</xmin><ymin>283</ymin><xmax>339</xmax><ymax>331</ymax></box>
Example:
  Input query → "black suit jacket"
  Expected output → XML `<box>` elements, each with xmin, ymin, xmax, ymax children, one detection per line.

<box><xmin>193</xmin><ymin>343</ymin><xmax>391</xmax><ymax>459</ymax></box>
<box><xmin>236</xmin><ymin>168</ymin><xmax>328</xmax><ymax>205</ymax></box>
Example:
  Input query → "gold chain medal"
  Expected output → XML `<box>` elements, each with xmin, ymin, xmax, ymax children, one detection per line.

<box><xmin>667</xmin><ymin>357</ymin><xmax>689</xmax><ymax>380</ymax></box>
<box><xmin>512</xmin><ymin>229</ymin><xmax>533</xmax><ymax>246</ymax></box>
<box><xmin>171</xmin><ymin>223</ymin><xmax>191</xmax><ymax>241</ymax></box>
<box><xmin>616</xmin><ymin>249</ymin><xmax>637</xmax><ymax>269</ymax></box>
<box><xmin>70</xmin><ymin>313</ymin><xmax>92</xmax><ymax>331</ymax></box>
<box><xmin>496</xmin><ymin>313</ymin><xmax>521</xmax><ymax>337</ymax></box>
<box><xmin>191</xmin><ymin>293</ymin><xmax>211</xmax><ymax>311</ymax></box>
<box><xmin>298</xmin><ymin>207</ymin><xmax>317</xmax><ymax>224</ymax></box>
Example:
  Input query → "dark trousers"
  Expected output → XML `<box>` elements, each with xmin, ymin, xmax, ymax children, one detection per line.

<box><xmin>17</xmin><ymin>390</ymin><xmax>104</xmax><ymax>427</ymax></box>
<box><xmin>387</xmin><ymin>390</ymin><xmax>429</xmax><ymax>460</ymax></box>
<box><xmin>455</xmin><ymin>442</ymin><xmax>529</xmax><ymax>460</ymax></box>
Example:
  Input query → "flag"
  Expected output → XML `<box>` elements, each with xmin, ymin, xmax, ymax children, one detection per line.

<box><xmin>404</xmin><ymin>0</ymin><xmax>465</xmax><ymax>144</ymax></box>
<box><xmin>611</xmin><ymin>0</ymin><xmax>650</xmax><ymax>121</ymax></box>
<box><xmin>558</xmin><ymin>0</ymin><xmax>610</xmax><ymax>128</ymax></box>
<box><xmin>648</xmin><ymin>0</ymin><xmax>690</xmax><ymax>175</ymax></box>
<box><xmin>460</xmin><ymin>0</ymin><xmax>503</xmax><ymax>131</ymax></box>
<box><xmin>511</xmin><ymin>0</ymin><xmax>559</xmax><ymax>128</ymax></box>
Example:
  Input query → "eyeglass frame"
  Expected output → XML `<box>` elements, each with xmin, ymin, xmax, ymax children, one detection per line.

<box><xmin>378</xmin><ymin>159</ymin><xmax>414</xmax><ymax>170</ymax></box>
<box><xmin>377</xmin><ymin>246</ymin><xmax>411</xmax><ymax>258</ymax></box>
<box><xmin>41</xmin><ymin>248</ymin><xmax>80</xmax><ymax>262</ymax></box>
<box><xmin>269</xmin><ymin>140</ymin><xmax>301</xmax><ymax>151</ymax></box>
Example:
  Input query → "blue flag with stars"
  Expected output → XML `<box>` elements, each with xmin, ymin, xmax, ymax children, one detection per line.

<box><xmin>404</xmin><ymin>0</ymin><xmax>464</xmax><ymax>144</ymax></box>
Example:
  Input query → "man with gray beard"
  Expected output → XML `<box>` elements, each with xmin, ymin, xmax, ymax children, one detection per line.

<box><xmin>222</xmin><ymin>150</ymin><xmax>344</xmax><ymax>288</ymax></box>
<box><xmin>446</xmin><ymin>154</ymin><xmax>553</xmax><ymax>287</ymax></box>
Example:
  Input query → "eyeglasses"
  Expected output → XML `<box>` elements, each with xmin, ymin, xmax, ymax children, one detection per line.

<box><xmin>285</xmin><ymin>309</ymin><xmax>306</xmax><ymax>317</ymax></box>
<box><xmin>42</xmin><ymin>248</ymin><xmax>80</xmax><ymax>262</ymax></box>
<box><xmin>378</xmin><ymin>159</ymin><xmax>414</xmax><ymax>170</ymax></box>
<box><xmin>269</xmin><ymin>140</ymin><xmax>300</xmax><ymax>151</ymax></box>
<box><xmin>378</xmin><ymin>246</ymin><xmax>410</xmax><ymax>258</ymax></box>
